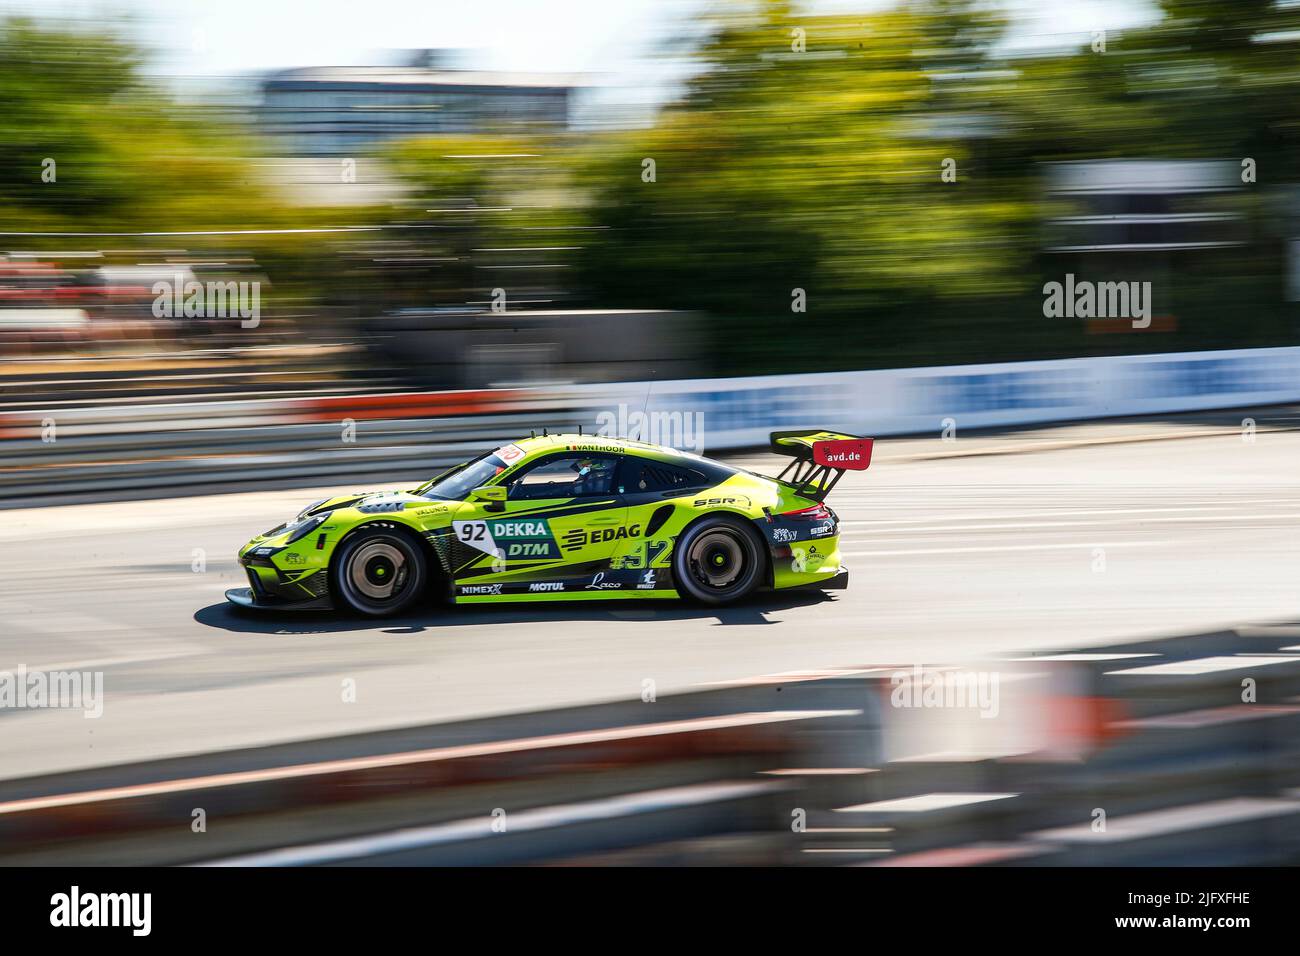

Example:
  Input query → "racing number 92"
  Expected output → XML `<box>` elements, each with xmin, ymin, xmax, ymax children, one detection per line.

<box><xmin>619</xmin><ymin>538</ymin><xmax>674</xmax><ymax>570</ymax></box>
<box><xmin>458</xmin><ymin>522</ymin><xmax>487</xmax><ymax>543</ymax></box>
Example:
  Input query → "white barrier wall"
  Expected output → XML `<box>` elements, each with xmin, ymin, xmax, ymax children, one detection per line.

<box><xmin>3</xmin><ymin>346</ymin><xmax>1298</xmax><ymax>500</ymax></box>
<box><xmin>578</xmin><ymin>346</ymin><xmax>1300</xmax><ymax>450</ymax></box>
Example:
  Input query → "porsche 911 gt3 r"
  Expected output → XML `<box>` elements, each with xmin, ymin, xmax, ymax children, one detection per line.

<box><xmin>226</xmin><ymin>429</ymin><xmax>873</xmax><ymax>616</ymax></box>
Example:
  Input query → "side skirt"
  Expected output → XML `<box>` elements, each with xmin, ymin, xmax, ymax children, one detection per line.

<box><xmin>455</xmin><ymin>589</ymin><xmax>680</xmax><ymax>604</ymax></box>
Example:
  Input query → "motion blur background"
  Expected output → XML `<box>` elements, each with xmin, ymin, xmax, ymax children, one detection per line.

<box><xmin>3</xmin><ymin>0</ymin><xmax>1300</xmax><ymax>868</ymax></box>
<box><xmin>2</xmin><ymin>0</ymin><xmax>1298</xmax><ymax>400</ymax></box>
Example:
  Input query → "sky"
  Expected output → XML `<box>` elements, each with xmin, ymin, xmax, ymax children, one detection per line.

<box><xmin>4</xmin><ymin>0</ymin><xmax>1160</xmax><ymax>72</ymax></box>
<box><xmin>1</xmin><ymin>0</ymin><xmax>1161</xmax><ymax>112</ymax></box>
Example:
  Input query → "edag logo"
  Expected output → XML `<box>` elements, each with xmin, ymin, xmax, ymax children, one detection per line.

<box><xmin>562</xmin><ymin>524</ymin><xmax>641</xmax><ymax>549</ymax></box>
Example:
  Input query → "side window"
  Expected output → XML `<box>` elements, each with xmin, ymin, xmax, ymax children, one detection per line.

<box><xmin>506</xmin><ymin>454</ymin><xmax>618</xmax><ymax>500</ymax></box>
<box><xmin>625</xmin><ymin>458</ymin><xmax>707</xmax><ymax>494</ymax></box>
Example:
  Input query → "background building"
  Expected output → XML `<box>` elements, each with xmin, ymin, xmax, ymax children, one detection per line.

<box><xmin>260</xmin><ymin>50</ymin><xmax>573</xmax><ymax>155</ymax></box>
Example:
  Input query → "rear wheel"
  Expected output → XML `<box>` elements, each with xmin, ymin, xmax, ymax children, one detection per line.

<box><xmin>332</xmin><ymin>525</ymin><xmax>427</xmax><ymax>617</ymax></box>
<box><xmin>673</xmin><ymin>516</ymin><xmax>765</xmax><ymax>605</ymax></box>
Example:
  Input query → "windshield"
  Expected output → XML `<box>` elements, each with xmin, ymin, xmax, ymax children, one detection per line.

<box><xmin>418</xmin><ymin>450</ymin><xmax>509</xmax><ymax>500</ymax></box>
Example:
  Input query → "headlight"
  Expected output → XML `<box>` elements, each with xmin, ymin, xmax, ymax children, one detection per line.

<box><xmin>265</xmin><ymin>512</ymin><xmax>330</xmax><ymax>543</ymax></box>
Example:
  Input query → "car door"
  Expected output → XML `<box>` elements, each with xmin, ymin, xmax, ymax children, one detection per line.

<box><xmin>609</xmin><ymin>455</ymin><xmax>713</xmax><ymax>588</ymax></box>
<box><xmin>450</xmin><ymin>452</ymin><xmax>628</xmax><ymax>596</ymax></box>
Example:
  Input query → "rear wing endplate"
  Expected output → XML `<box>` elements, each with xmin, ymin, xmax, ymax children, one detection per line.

<box><xmin>769</xmin><ymin>430</ymin><xmax>873</xmax><ymax>501</ymax></box>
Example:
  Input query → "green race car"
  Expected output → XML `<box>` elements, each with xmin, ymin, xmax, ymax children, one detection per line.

<box><xmin>226</xmin><ymin>429</ymin><xmax>873</xmax><ymax>616</ymax></box>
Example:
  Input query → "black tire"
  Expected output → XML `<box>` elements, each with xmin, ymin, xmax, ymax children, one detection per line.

<box><xmin>673</xmin><ymin>515</ymin><xmax>766</xmax><ymax>605</ymax></box>
<box><xmin>331</xmin><ymin>525</ymin><xmax>428</xmax><ymax>617</ymax></box>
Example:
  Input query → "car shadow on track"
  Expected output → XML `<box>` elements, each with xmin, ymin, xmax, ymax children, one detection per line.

<box><xmin>193</xmin><ymin>590</ymin><xmax>840</xmax><ymax>636</ymax></box>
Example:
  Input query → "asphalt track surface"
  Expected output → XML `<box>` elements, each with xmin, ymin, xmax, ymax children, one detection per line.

<box><xmin>3</xmin><ymin>419</ymin><xmax>1299</xmax><ymax>781</ymax></box>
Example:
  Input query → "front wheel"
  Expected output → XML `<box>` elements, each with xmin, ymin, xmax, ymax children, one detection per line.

<box><xmin>673</xmin><ymin>516</ymin><xmax>766</xmax><ymax>605</ymax></box>
<box><xmin>331</xmin><ymin>525</ymin><xmax>428</xmax><ymax>617</ymax></box>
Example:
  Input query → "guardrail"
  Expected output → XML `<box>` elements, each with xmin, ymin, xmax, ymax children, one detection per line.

<box><xmin>3</xmin><ymin>345</ymin><xmax>1300</xmax><ymax>503</ymax></box>
<box><xmin>2</xmin><ymin>623</ymin><xmax>1297</xmax><ymax>865</ymax></box>
<box><xmin>0</xmin><ymin>676</ymin><xmax>880</xmax><ymax>866</ymax></box>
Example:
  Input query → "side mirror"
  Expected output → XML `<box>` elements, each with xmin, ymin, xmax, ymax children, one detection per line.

<box><xmin>469</xmin><ymin>485</ymin><xmax>507</xmax><ymax>510</ymax></box>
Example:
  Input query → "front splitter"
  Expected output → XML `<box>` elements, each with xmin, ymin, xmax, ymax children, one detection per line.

<box><xmin>224</xmin><ymin>587</ymin><xmax>333</xmax><ymax>612</ymax></box>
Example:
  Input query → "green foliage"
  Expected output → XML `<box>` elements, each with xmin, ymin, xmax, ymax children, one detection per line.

<box><xmin>563</xmin><ymin>0</ymin><xmax>1300</xmax><ymax>371</ymax></box>
<box><xmin>0</xmin><ymin>15</ymin><xmax>380</xmax><ymax>310</ymax></box>
<box><xmin>574</xmin><ymin>2</ymin><xmax>1038</xmax><ymax>324</ymax></box>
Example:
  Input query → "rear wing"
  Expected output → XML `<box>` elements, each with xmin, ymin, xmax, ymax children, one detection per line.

<box><xmin>769</xmin><ymin>430</ymin><xmax>873</xmax><ymax>501</ymax></box>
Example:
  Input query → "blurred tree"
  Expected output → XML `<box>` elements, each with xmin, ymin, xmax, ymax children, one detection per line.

<box><xmin>0</xmin><ymin>16</ymin><xmax>379</xmax><ymax>312</ymax></box>
<box><xmin>567</xmin><ymin>0</ymin><xmax>1041</xmax><ymax>369</ymax></box>
<box><xmin>563</xmin><ymin>0</ymin><xmax>1300</xmax><ymax>370</ymax></box>
<box><xmin>384</xmin><ymin>134</ymin><xmax>588</xmax><ymax>309</ymax></box>
<box><xmin>377</xmin><ymin>0</ymin><xmax>1300</xmax><ymax>371</ymax></box>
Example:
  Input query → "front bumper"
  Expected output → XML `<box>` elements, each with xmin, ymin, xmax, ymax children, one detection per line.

<box><xmin>237</xmin><ymin>544</ymin><xmax>333</xmax><ymax>609</ymax></box>
<box><xmin>225</xmin><ymin>586</ymin><xmax>333</xmax><ymax>612</ymax></box>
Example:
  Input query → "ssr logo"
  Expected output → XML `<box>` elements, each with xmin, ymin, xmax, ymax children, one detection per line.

<box><xmin>528</xmin><ymin>582</ymin><xmax>564</xmax><ymax>592</ymax></box>
<box><xmin>562</xmin><ymin>524</ymin><xmax>642</xmax><ymax>550</ymax></box>
<box><xmin>693</xmin><ymin>497</ymin><xmax>740</xmax><ymax>508</ymax></box>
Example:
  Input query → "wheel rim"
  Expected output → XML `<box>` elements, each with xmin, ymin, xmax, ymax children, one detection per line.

<box><xmin>346</xmin><ymin>540</ymin><xmax>409</xmax><ymax>603</ymax></box>
<box><xmin>686</xmin><ymin>529</ymin><xmax>750</xmax><ymax>592</ymax></box>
